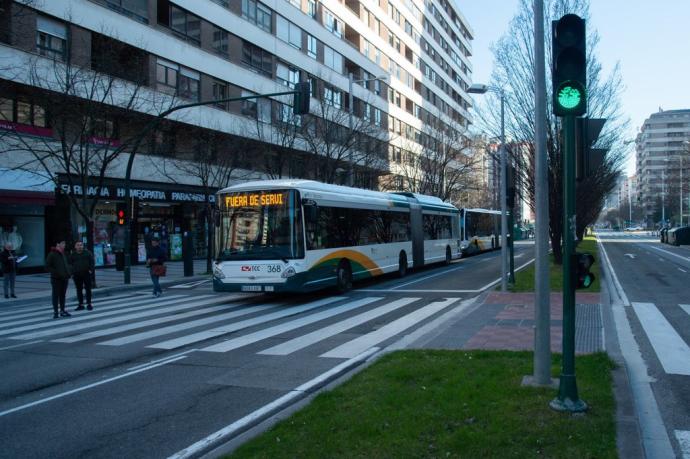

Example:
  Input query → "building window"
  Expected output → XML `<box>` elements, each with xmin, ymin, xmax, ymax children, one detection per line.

<box><xmin>241</xmin><ymin>91</ymin><xmax>258</xmax><ymax>118</ymax></box>
<box><xmin>212</xmin><ymin>27</ymin><xmax>229</xmax><ymax>55</ymax></box>
<box><xmin>276</xmin><ymin>62</ymin><xmax>299</xmax><ymax>88</ymax></box>
<box><xmin>241</xmin><ymin>41</ymin><xmax>272</xmax><ymax>77</ymax></box>
<box><xmin>156</xmin><ymin>58</ymin><xmax>178</xmax><ymax>94</ymax></box>
<box><xmin>277</xmin><ymin>16</ymin><xmax>302</xmax><ymax>49</ymax></box>
<box><xmin>324</xmin><ymin>85</ymin><xmax>341</xmax><ymax>109</ymax></box>
<box><xmin>169</xmin><ymin>5</ymin><xmax>201</xmax><ymax>45</ymax></box>
<box><xmin>323</xmin><ymin>45</ymin><xmax>343</xmax><ymax>73</ymax></box>
<box><xmin>307</xmin><ymin>34</ymin><xmax>317</xmax><ymax>58</ymax></box>
<box><xmin>374</xmin><ymin>108</ymin><xmax>381</xmax><ymax>126</ymax></box>
<box><xmin>362</xmin><ymin>102</ymin><xmax>371</xmax><ymax>122</ymax></box>
<box><xmin>106</xmin><ymin>0</ymin><xmax>149</xmax><ymax>23</ymax></box>
<box><xmin>178</xmin><ymin>67</ymin><xmax>200</xmax><ymax>101</ymax></box>
<box><xmin>213</xmin><ymin>81</ymin><xmax>228</xmax><ymax>109</ymax></box>
<box><xmin>36</xmin><ymin>16</ymin><xmax>67</xmax><ymax>61</ymax></box>
<box><xmin>286</xmin><ymin>0</ymin><xmax>300</xmax><ymax>8</ymax></box>
<box><xmin>0</xmin><ymin>97</ymin><xmax>48</xmax><ymax>128</ymax></box>
<box><xmin>307</xmin><ymin>0</ymin><xmax>317</xmax><ymax>18</ymax></box>
<box><xmin>242</xmin><ymin>0</ymin><xmax>272</xmax><ymax>32</ymax></box>
<box><xmin>323</xmin><ymin>9</ymin><xmax>343</xmax><ymax>38</ymax></box>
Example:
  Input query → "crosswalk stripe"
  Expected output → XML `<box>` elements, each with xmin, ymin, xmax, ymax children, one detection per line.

<box><xmin>681</xmin><ymin>304</ymin><xmax>690</xmax><ymax>316</ymax></box>
<box><xmin>52</xmin><ymin>300</ymin><xmax>236</xmax><ymax>343</ymax></box>
<box><xmin>675</xmin><ymin>430</ymin><xmax>690</xmax><ymax>459</ymax></box>
<box><xmin>632</xmin><ymin>302</ymin><xmax>690</xmax><ymax>376</ymax></box>
<box><xmin>321</xmin><ymin>297</ymin><xmax>460</xmax><ymax>359</ymax></box>
<box><xmin>0</xmin><ymin>293</ymin><xmax>140</xmax><ymax>321</ymax></box>
<box><xmin>144</xmin><ymin>296</ymin><xmax>345</xmax><ymax>350</ymax></box>
<box><xmin>0</xmin><ymin>293</ymin><xmax>165</xmax><ymax>328</ymax></box>
<box><xmin>259</xmin><ymin>297</ymin><xmax>419</xmax><ymax>356</ymax></box>
<box><xmin>199</xmin><ymin>297</ymin><xmax>383</xmax><ymax>353</ymax></box>
<box><xmin>6</xmin><ymin>295</ymin><xmax>215</xmax><ymax>340</ymax></box>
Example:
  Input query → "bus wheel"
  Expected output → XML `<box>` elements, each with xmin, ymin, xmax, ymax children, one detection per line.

<box><xmin>398</xmin><ymin>252</ymin><xmax>408</xmax><ymax>278</ymax></box>
<box><xmin>336</xmin><ymin>260</ymin><xmax>352</xmax><ymax>292</ymax></box>
<box><xmin>445</xmin><ymin>247</ymin><xmax>452</xmax><ymax>265</ymax></box>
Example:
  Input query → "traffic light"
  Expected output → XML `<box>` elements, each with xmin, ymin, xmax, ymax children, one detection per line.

<box><xmin>292</xmin><ymin>81</ymin><xmax>310</xmax><ymax>115</ymax></box>
<box><xmin>116</xmin><ymin>203</ymin><xmax>126</xmax><ymax>226</ymax></box>
<box><xmin>575</xmin><ymin>117</ymin><xmax>607</xmax><ymax>180</ymax></box>
<box><xmin>506</xmin><ymin>164</ymin><xmax>516</xmax><ymax>208</ymax></box>
<box><xmin>573</xmin><ymin>252</ymin><xmax>595</xmax><ymax>289</ymax></box>
<box><xmin>552</xmin><ymin>14</ymin><xmax>586</xmax><ymax>116</ymax></box>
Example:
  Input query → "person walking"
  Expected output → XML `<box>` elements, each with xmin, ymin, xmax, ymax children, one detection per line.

<box><xmin>69</xmin><ymin>241</ymin><xmax>95</xmax><ymax>311</ymax></box>
<box><xmin>146</xmin><ymin>237</ymin><xmax>167</xmax><ymax>297</ymax></box>
<box><xmin>1</xmin><ymin>243</ymin><xmax>18</xmax><ymax>299</ymax></box>
<box><xmin>46</xmin><ymin>240</ymin><xmax>71</xmax><ymax>319</ymax></box>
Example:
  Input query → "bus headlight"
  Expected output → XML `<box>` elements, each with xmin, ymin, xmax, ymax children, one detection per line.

<box><xmin>281</xmin><ymin>266</ymin><xmax>296</xmax><ymax>278</ymax></box>
<box><xmin>213</xmin><ymin>265</ymin><xmax>226</xmax><ymax>279</ymax></box>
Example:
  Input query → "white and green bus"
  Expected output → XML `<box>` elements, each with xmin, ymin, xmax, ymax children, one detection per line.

<box><xmin>459</xmin><ymin>208</ymin><xmax>501</xmax><ymax>256</ymax></box>
<box><xmin>213</xmin><ymin>180</ymin><xmax>460</xmax><ymax>293</ymax></box>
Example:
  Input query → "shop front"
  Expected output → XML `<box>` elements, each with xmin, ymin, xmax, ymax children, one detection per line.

<box><xmin>58</xmin><ymin>176</ymin><xmax>216</xmax><ymax>267</ymax></box>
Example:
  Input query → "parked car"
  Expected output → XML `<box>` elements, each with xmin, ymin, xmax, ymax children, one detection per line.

<box><xmin>668</xmin><ymin>227</ymin><xmax>690</xmax><ymax>246</ymax></box>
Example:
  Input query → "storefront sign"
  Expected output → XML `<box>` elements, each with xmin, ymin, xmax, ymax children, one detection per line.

<box><xmin>59</xmin><ymin>183</ymin><xmax>215</xmax><ymax>203</ymax></box>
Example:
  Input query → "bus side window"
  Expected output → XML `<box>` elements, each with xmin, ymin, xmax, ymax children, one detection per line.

<box><xmin>304</xmin><ymin>205</ymin><xmax>318</xmax><ymax>250</ymax></box>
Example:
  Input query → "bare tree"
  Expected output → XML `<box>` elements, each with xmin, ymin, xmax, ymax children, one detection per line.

<box><xmin>476</xmin><ymin>0</ymin><xmax>629</xmax><ymax>262</ymax></box>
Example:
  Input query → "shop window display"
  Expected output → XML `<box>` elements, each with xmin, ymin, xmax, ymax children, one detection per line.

<box><xmin>0</xmin><ymin>206</ymin><xmax>45</xmax><ymax>269</ymax></box>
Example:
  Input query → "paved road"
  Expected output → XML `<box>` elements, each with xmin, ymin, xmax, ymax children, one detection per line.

<box><xmin>0</xmin><ymin>243</ymin><xmax>534</xmax><ymax>458</ymax></box>
<box><xmin>598</xmin><ymin>231</ymin><xmax>690</xmax><ymax>458</ymax></box>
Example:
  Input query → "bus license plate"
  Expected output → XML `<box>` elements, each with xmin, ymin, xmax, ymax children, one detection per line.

<box><xmin>241</xmin><ymin>285</ymin><xmax>262</xmax><ymax>292</ymax></box>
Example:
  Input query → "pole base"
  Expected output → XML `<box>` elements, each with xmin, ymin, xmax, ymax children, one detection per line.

<box><xmin>521</xmin><ymin>375</ymin><xmax>559</xmax><ymax>389</ymax></box>
<box><xmin>549</xmin><ymin>396</ymin><xmax>588</xmax><ymax>413</ymax></box>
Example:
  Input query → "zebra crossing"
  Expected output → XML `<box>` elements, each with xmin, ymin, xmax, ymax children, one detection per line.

<box><xmin>0</xmin><ymin>292</ymin><xmax>462</xmax><ymax>358</ymax></box>
<box><xmin>631</xmin><ymin>302</ymin><xmax>690</xmax><ymax>376</ymax></box>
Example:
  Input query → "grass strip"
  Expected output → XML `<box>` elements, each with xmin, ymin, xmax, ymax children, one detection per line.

<box><xmin>230</xmin><ymin>350</ymin><xmax>616</xmax><ymax>459</ymax></box>
<box><xmin>510</xmin><ymin>236</ymin><xmax>600</xmax><ymax>292</ymax></box>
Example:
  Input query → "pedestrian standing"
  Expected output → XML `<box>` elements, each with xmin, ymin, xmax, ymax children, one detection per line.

<box><xmin>45</xmin><ymin>240</ymin><xmax>72</xmax><ymax>319</ymax></box>
<box><xmin>1</xmin><ymin>243</ymin><xmax>18</xmax><ymax>299</ymax></box>
<box><xmin>146</xmin><ymin>237</ymin><xmax>167</xmax><ymax>297</ymax></box>
<box><xmin>69</xmin><ymin>241</ymin><xmax>95</xmax><ymax>311</ymax></box>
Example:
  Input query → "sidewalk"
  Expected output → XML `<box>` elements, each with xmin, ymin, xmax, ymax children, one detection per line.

<box><xmin>1</xmin><ymin>259</ymin><xmax>210</xmax><ymax>304</ymax></box>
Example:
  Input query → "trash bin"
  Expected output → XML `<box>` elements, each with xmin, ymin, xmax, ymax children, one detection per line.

<box><xmin>115</xmin><ymin>251</ymin><xmax>125</xmax><ymax>271</ymax></box>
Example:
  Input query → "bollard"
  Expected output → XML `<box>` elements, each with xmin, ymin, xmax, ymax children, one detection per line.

<box><xmin>182</xmin><ymin>231</ymin><xmax>194</xmax><ymax>277</ymax></box>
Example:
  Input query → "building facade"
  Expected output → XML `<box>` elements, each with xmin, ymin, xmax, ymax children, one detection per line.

<box><xmin>635</xmin><ymin>109</ymin><xmax>690</xmax><ymax>227</ymax></box>
<box><xmin>0</xmin><ymin>0</ymin><xmax>475</xmax><ymax>270</ymax></box>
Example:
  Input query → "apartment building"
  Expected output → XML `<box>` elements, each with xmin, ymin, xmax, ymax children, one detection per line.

<box><xmin>635</xmin><ymin>109</ymin><xmax>690</xmax><ymax>226</ymax></box>
<box><xmin>0</xmin><ymin>0</ymin><xmax>475</xmax><ymax>270</ymax></box>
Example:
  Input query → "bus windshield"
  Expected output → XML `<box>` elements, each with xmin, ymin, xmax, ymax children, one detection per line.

<box><xmin>217</xmin><ymin>189</ymin><xmax>304</xmax><ymax>261</ymax></box>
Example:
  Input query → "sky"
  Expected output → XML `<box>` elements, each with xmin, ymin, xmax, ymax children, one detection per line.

<box><xmin>457</xmin><ymin>0</ymin><xmax>690</xmax><ymax>176</ymax></box>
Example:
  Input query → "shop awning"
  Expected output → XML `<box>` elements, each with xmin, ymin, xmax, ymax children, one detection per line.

<box><xmin>0</xmin><ymin>168</ymin><xmax>55</xmax><ymax>205</ymax></box>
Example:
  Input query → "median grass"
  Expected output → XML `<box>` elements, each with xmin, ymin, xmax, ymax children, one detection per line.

<box><xmin>509</xmin><ymin>236</ymin><xmax>601</xmax><ymax>292</ymax></box>
<box><xmin>229</xmin><ymin>350</ymin><xmax>616</xmax><ymax>459</ymax></box>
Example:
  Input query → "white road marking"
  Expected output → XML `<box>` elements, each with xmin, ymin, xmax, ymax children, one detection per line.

<box><xmin>52</xmin><ymin>301</ymin><xmax>235</xmax><ymax>343</ymax></box>
<box><xmin>650</xmin><ymin>245</ymin><xmax>690</xmax><ymax>262</ymax></box>
<box><xmin>392</xmin><ymin>264</ymin><xmax>465</xmax><ymax>289</ymax></box>
<box><xmin>0</xmin><ymin>356</ymin><xmax>188</xmax><ymax>418</ymax></box>
<box><xmin>678</xmin><ymin>268</ymin><xmax>688</xmax><ymax>273</ymax></box>
<box><xmin>321</xmin><ymin>297</ymin><xmax>460</xmax><ymax>359</ymax></box>
<box><xmin>632</xmin><ymin>302</ymin><xmax>690</xmax><ymax>376</ymax></box>
<box><xmin>199</xmin><ymin>297</ymin><xmax>383</xmax><ymax>353</ymax></box>
<box><xmin>0</xmin><ymin>294</ymin><xmax>190</xmax><ymax>338</ymax></box>
<box><xmin>597</xmin><ymin>238</ymin><xmax>630</xmax><ymax>306</ymax></box>
<box><xmin>0</xmin><ymin>340</ymin><xmax>43</xmax><ymax>351</ymax></box>
<box><xmin>8</xmin><ymin>295</ymin><xmax>216</xmax><ymax>340</ymax></box>
<box><xmin>0</xmin><ymin>293</ymin><xmax>140</xmax><ymax>320</ymax></box>
<box><xmin>624</xmin><ymin>253</ymin><xmax>636</xmax><ymax>259</ymax></box>
<box><xmin>681</xmin><ymin>305</ymin><xmax>690</xmax><ymax>316</ymax></box>
<box><xmin>127</xmin><ymin>349</ymin><xmax>198</xmax><ymax>371</ymax></box>
<box><xmin>259</xmin><ymin>297</ymin><xmax>418</xmax><ymax>356</ymax></box>
<box><xmin>168</xmin><ymin>347</ymin><xmax>379</xmax><ymax>459</ymax></box>
<box><xmin>675</xmin><ymin>430</ymin><xmax>690</xmax><ymax>459</ymax></box>
<box><xmin>169</xmin><ymin>279</ymin><xmax>212</xmax><ymax>289</ymax></box>
<box><xmin>145</xmin><ymin>296</ymin><xmax>347</xmax><ymax>350</ymax></box>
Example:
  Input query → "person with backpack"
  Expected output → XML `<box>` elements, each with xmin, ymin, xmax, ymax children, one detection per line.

<box><xmin>45</xmin><ymin>240</ymin><xmax>72</xmax><ymax>319</ymax></box>
<box><xmin>69</xmin><ymin>241</ymin><xmax>95</xmax><ymax>311</ymax></box>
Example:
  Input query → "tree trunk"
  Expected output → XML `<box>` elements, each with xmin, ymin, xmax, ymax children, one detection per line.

<box><xmin>205</xmin><ymin>202</ymin><xmax>213</xmax><ymax>274</ymax></box>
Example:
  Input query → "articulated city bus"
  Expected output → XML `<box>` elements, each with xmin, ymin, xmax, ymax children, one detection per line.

<box><xmin>459</xmin><ymin>208</ymin><xmax>501</xmax><ymax>256</ymax></box>
<box><xmin>213</xmin><ymin>180</ymin><xmax>460</xmax><ymax>293</ymax></box>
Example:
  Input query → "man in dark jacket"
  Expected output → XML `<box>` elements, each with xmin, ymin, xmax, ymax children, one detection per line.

<box><xmin>146</xmin><ymin>237</ymin><xmax>167</xmax><ymax>297</ymax></box>
<box><xmin>45</xmin><ymin>240</ymin><xmax>71</xmax><ymax>319</ymax></box>
<box><xmin>69</xmin><ymin>241</ymin><xmax>95</xmax><ymax>311</ymax></box>
<box><xmin>1</xmin><ymin>243</ymin><xmax>18</xmax><ymax>299</ymax></box>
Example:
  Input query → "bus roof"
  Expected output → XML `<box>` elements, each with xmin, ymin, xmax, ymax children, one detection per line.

<box><xmin>218</xmin><ymin>180</ymin><xmax>457</xmax><ymax>212</ymax></box>
<box><xmin>462</xmin><ymin>208</ymin><xmax>502</xmax><ymax>215</ymax></box>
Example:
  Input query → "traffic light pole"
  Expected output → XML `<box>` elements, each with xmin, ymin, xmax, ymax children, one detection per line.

<box><xmin>550</xmin><ymin>114</ymin><xmax>587</xmax><ymax>412</ymax></box>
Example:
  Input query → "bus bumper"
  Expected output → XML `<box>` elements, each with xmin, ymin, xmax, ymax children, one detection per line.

<box><xmin>213</xmin><ymin>273</ymin><xmax>316</xmax><ymax>293</ymax></box>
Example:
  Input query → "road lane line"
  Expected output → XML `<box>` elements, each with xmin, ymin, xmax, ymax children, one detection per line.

<box><xmin>321</xmin><ymin>297</ymin><xmax>460</xmax><ymax>359</ymax></box>
<box><xmin>127</xmin><ymin>349</ymin><xmax>198</xmax><ymax>371</ymax></box>
<box><xmin>649</xmin><ymin>245</ymin><xmax>690</xmax><ymax>262</ymax></box>
<box><xmin>199</xmin><ymin>297</ymin><xmax>384</xmax><ymax>353</ymax></box>
<box><xmin>392</xmin><ymin>264</ymin><xmax>465</xmax><ymax>289</ymax></box>
<box><xmin>0</xmin><ymin>356</ymin><xmax>188</xmax><ymax>418</ymax></box>
<box><xmin>0</xmin><ymin>340</ymin><xmax>43</xmax><ymax>351</ymax></box>
<box><xmin>596</xmin><ymin>237</ymin><xmax>630</xmax><ymax>306</ymax></box>
<box><xmin>144</xmin><ymin>296</ymin><xmax>347</xmax><ymax>350</ymax></box>
<box><xmin>632</xmin><ymin>302</ymin><xmax>690</xmax><ymax>376</ymax></box>
<box><xmin>168</xmin><ymin>347</ymin><xmax>379</xmax><ymax>459</ymax></box>
<box><xmin>678</xmin><ymin>268</ymin><xmax>688</xmax><ymax>273</ymax></box>
<box><xmin>257</xmin><ymin>297</ymin><xmax>417</xmax><ymax>355</ymax></box>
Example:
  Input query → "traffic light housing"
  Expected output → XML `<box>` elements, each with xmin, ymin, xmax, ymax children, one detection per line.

<box><xmin>292</xmin><ymin>81</ymin><xmax>310</xmax><ymax>115</ymax></box>
<box><xmin>575</xmin><ymin>117</ymin><xmax>607</xmax><ymax>180</ymax></box>
<box><xmin>552</xmin><ymin>14</ymin><xmax>586</xmax><ymax>116</ymax></box>
<box><xmin>573</xmin><ymin>252</ymin><xmax>595</xmax><ymax>289</ymax></box>
<box><xmin>506</xmin><ymin>164</ymin><xmax>516</xmax><ymax>208</ymax></box>
<box><xmin>116</xmin><ymin>203</ymin><xmax>126</xmax><ymax>226</ymax></box>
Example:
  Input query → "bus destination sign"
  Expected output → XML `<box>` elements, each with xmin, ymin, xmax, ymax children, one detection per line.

<box><xmin>225</xmin><ymin>192</ymin><xmax>285</xmax><ymax>208</ymax></box>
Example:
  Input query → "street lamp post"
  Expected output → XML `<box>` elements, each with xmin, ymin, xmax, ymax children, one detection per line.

<box><xmin>348</xmin><ymin>73</ymin><xmax>387</xmax><ymax>187</ymax></box>
<box><xmin>468</xmin><ymin>83</ymin><xmax>508</xmax><ymax>291</ymax></box>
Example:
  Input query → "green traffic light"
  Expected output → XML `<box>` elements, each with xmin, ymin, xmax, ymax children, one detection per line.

<box><xmin>557</xmin><ymin>85</ymin><xmax>582</xmax><ymax>110</ymax></box>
